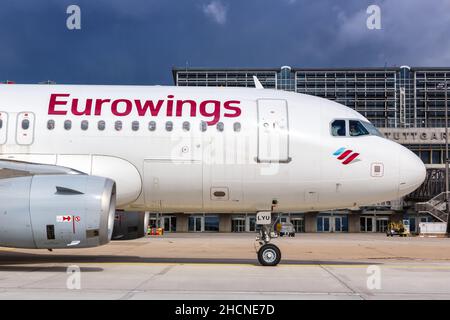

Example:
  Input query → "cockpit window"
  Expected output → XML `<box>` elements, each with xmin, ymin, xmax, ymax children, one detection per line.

<box><xmin>361</xmin><ymin>121</ymin><xmax>384</xmax><ymax>137</ymax></box>
<box><xmin>331</xmin><ymin>120</ymin><xmax>346</xmax><ymax>136</ymax></box>
<box><xmin>349</xmin><ymin>120</ymin><xmax>369</xmax><ymax>137</ymax></box>
<box><xmin>331</xmin><ymin>119</ymin><xmax>383</xmax><ymax>138</ymax></box>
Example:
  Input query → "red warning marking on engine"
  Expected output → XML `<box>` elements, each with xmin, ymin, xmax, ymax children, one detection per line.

<box><xmin>74</xmin><ymin>216</ymin><xmax>81</xmax><ymax>222</ymax></box>
<box><xmin>56</xmin><ymin>215</ymin><xmax>72</xmax><ymax>223</ymax></box>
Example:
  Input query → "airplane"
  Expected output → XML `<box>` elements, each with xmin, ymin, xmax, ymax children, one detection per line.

<box><xmin>0</xmin><ymin>82</ymin><xmax>426</xmax><ymax>266</ymax></box>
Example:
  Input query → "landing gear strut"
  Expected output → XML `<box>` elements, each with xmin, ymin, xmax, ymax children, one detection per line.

<box><xmin>255</xmin><ymin>210</ymin><xmax>282</xmax><ymax>266</ymax></box>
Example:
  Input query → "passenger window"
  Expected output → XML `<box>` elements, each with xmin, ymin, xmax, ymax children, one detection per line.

<box><xmin>22</xmin><ymin>119</ymin><xmax>30</xmax><ymax>130</ymax></box>
<box><xmin>47</xmin><ymin>120</ymin><xmax>55</xmax><ymax>130</ymax></box>
<box><xmin>183</xmin><ymin>121</ymin><xmax>190</xmax><ymax>131</ymax></box>
<box><xmin>148</xmin><ymin>121</ymin><xmax>156</xmax><ymax>131</ymax></box>
<box><xmin>233</xmin><ymin>122</ymin><xmax>241</xmax><ymax>132</ymax></box>
<box><xmin>165</xmin><ymin>121</ymin><xmax>173</xmax><ymax>132</ymax></box>
<box><xmin>349</xmin><ymin>120</ymin><xmax>369</xmax><ymax>137</ymax></box>
<box><xmin>200</xmin><ymin>121</ymin><xmax>207</xmax><ymax>132</ymax></box>
<box><xmin>81</xmin><ymin>120</ymin><xmax>89</xmax><ymax>131</ymax></box>
<box><xmin>132</xmin><ymin>121</ymin><xmax>139</xmax><ymax>131</ymax></box>
<box><xmin>115</xmin><ymin>121</ymin><xmax>122</xmax><ymax>131</ymax></box>
<box><xmin>0</xmin><ymin>119</ymin><xmax>2</xmax><ymax>129</ymax></box>
<box><xmin>331</xmin><ymin>120</ymin><xmax>346</xmax><ymax>136</ymax></box>
<box><xmin>217</xmin><ymin>122</ymin><xmax>224</xmax><ymax>132</ymax></box>
<box><xmin>98</xmin><ymin>120</ymin><xmax>105</xmax><ymax>131</ymax></box>
<box><xmin>64</xmin><ymin>120</ymin><xmax>72</xmax><ymax>130</ymax></box>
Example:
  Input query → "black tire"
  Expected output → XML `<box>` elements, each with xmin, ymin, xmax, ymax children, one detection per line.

<box><xmin>258</xmin><ymin>244</ymin><xmax>281</xmax><ymax>266</ymax></box>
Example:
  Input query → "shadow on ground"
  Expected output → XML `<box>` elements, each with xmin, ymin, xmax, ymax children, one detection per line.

<box><xmin>0</xmin><ymin>250</ymin><xmax>379</xmax><ymax>269</ymax></box>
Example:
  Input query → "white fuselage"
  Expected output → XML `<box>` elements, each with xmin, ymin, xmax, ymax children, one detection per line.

<box><xmin>0</xmin><ymin>85</ymin><xmax>426</xmax><ymax>213</ymax></box>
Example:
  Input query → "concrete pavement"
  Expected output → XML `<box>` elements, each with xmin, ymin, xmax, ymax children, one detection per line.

<box><xmin>0</xmin><ymin>233</ymin><xmax>450</xmax><ymax>299</ymax></box>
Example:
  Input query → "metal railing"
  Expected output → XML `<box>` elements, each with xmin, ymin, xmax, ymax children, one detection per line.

<box><xmin>416</xmin><ymin>191</ymin><xmax>450</xmax><ymax>222</ymax></box>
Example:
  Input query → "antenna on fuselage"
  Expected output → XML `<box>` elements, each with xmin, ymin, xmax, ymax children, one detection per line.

<box><xmin>253</xmin><ymin>76</ymin><xmax>264</xmax><ymax>89</ymax></box>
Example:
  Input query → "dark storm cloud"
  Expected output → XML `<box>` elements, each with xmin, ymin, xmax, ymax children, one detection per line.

<box><xmin>0</xmin><ymin>0</ymin><xmax>448</xmax><ymax>85</ymax></box>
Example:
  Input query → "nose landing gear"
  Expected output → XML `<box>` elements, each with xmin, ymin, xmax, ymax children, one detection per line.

<box><xmin>255</xmin><ymin>211</ymin><xmax>282</xmax><ymax>266</ymax></box>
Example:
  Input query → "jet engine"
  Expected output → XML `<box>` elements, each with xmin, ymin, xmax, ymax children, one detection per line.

<box><xmin>0</xmin><ymin>174</ymin><xmax>116</xmax><ymax>249</ymax></box>
<box><xmin>112</xmin><ymin>211</ymin><xmax>149</xmax><ymax>240</ymax></box>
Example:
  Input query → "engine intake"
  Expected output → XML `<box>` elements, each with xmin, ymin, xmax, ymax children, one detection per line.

<box><xmin>0</xmin><ymin>174</ymin><xmax>116</xmax><ymax>249</ymax></box>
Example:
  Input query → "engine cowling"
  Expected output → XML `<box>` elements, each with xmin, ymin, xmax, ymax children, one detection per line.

<box><xmin>112</xmin><ymin>211</ymin><xmax>149</xmax><ymax>240</ymax></box>
<box><xmin>0</xmin><ymin>174</ymin><xmax>116</xmax><ymax>249</ymax></box>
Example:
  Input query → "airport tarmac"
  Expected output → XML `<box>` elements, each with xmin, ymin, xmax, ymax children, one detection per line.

<box><xmin>0</xmin><ymin>233</ymin><xmax>450</xmax><ymax>300</ymax></box>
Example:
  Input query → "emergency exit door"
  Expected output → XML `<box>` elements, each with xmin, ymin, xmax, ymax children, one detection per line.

<box><xmin>257</xmin><ymin>99</ymin><xmax>290</xmax><ymax>162</ymax></box>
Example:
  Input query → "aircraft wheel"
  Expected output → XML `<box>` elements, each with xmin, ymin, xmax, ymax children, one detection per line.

<box><xmin>258</xmin><ymin>244</ymin><xmax>281</xmax><ymax>266</ymax></box>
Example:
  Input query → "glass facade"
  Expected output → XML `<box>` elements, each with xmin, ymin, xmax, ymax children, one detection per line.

<box><xmin>173</xmin><ymin>66</ymin><xmax>450</xmax><ymax>129</ymax></box>
<box><xmin>317</xmin><ymin>214</ymin><xmax>348</xmax><ymax>232</ymax></box>
<box><xmin>405</xmin><ymin>144</ymin><xmax>450</xmax><ymax>165</ymax></box>
<box><xmin>175</xmin><ymin>70</ymin><xmax>277</xmax><ymax>89</ymax></box>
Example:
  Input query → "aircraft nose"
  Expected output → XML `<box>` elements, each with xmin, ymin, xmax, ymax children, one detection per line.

<box><xmin>398</xmin><ymin>146</ymin><xmax>426</xmax><ymax>197</ymax></box>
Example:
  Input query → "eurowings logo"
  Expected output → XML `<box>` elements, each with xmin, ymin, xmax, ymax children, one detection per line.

<box><xmin>333</xmin><ymin>147</ymin><xmax>360</xmax><ymax>165</ymax></box>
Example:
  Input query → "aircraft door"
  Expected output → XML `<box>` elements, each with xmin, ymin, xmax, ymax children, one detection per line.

<box><xmin>16</xmin><ymin>112</ymin><xmax>35</xmax><ymax>145</ymax></box>
<box><xmin>0</xmin><ymin>111</ymin><xmax>7</xmax><ymax>145</ymax></box>
<box><xmin>257</xmin><ymin>99</ymin><xmax>290</xmax><ymax>162</ymax></box>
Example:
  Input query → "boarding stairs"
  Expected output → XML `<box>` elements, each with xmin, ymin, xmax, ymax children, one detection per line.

<box><xmin>415</xmin><ymin>192</ymin><xmax>450</xmax><ymax>222</ymax></box>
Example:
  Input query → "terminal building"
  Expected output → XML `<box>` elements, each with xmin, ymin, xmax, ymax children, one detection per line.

<box><xmin>149</xmin><ymin>66</ymin><xmax>450</xmax><ymax>234</ymax></box>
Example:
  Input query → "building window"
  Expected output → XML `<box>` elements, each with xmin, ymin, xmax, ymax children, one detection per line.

<box><xmin>248</xmin><ymin>216</ymin><xmax>256</xmax><ymax>232</ymax></box>
<box><xmin>47</xmin><ymin>120</ymin><xmax>55</xmax><ymax>130</ymax></box>
<box><xmin>162</xmin><ymin>215</ymin><xmax>177</xmax><ymax>232</ymax></box>
<box><xmin>98</xmin><ymin>120</ymin><xmax>106</xmax><ymax>131</ymax></box>
<box><xmin>132</xmin><ymin>121</ymin><xmax>139</xmax><ymax>131</ymax></box>
<box><xmin>148</xmin><ymin>121</ymin><xmax>156</xmax><ymax>131</ymax></box>
<box><xmin>232</xmin><ymin>217</ymin><xmax>246</xmax><ymax>232</ymax></box>
<box><xmin>204</xmin><ymin>215</ymin><xmax>219</xmax><ymax>232</ymax></box>
<box><xmin>376</xmin><ymin>218</ymin><xmax>389</xmax><ymax>233</ymax></box>
<box><xmin>291</xmin><ymin>218</ymin><xmax>305</xmax><ymax>233</ymax></box>
<box><xmin>81</xmin><ymin>120</ymin><xmax>89</xmax><ymax>131</ymax></box>
<box><xmin>317</xmin><ymin>216</ymin><xmax>330</xmax><ymax>232</ymax></box>
<box><xmin>115</xmin><ymin>121</ymin><xmax>122</xmax><ymax>131</ymax></box>
<box><xmin>432</xmin><ymin>150</ymin><xmax>441</xmax><ymax>164</ymax></box>
<box><xmin>188</xmin><ymin>216</ymin><xmax>203</xmax><ymax>232</ymax></box>
<box><xmin>420</xmin><ymin>151</ymin><xmax>431</xmax><ymax>164</ymax></box>
<box><xmin>360</xmin><ymin>216</ymin><xmax>373</xmax><ymax>232</ymax></box>
<box><xmin>64</xmin><ymin>120</ymin><xmax>72</xmax><ymax>130</ymax></box>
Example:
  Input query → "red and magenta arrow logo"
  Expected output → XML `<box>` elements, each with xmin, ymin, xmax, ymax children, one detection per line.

<box><xmin>333</xmin><ymin>147</ymin><xmax>360</xmax><ymax>165</ymax></box>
